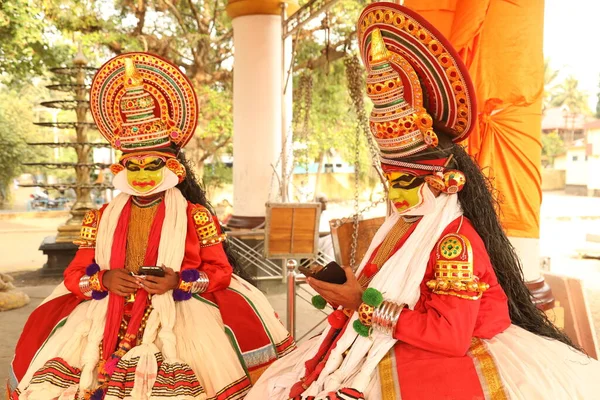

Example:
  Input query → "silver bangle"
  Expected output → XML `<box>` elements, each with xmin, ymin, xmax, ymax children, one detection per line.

<box><xmin>191</xmin><ymin>271</ymin><xmax>209</xmax><ymax>294</ymax></box>
<box><xmin>78</xmin><ymin>275</ymin><xmax>92</xmax><ymax>297</ymax></box>
<box><xmin>373</xmin><ymin>301</ymin><xmax>405</xmax><ymax>336</ymax></box>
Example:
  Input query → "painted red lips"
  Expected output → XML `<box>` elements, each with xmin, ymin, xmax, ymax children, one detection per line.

<box><xmin>132</xmin><ymin>180</ymin><xmax>156</xmax><ymax>187</ymax></box>
<box><xmin>394</xmin><ymin>200</ymin><xmax>410</xmax><ymax>209</ymax></box>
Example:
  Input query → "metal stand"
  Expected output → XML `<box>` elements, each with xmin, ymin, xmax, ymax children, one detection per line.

<box><xmin>286</xmin><ymin>259</ymin><xmax>297</xmax><ymax>336</ymax></box>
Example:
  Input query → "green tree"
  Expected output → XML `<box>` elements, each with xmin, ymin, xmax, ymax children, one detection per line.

<box><xmin>0</xmin><ymin>89</ymin><xmax>50</xmax><ymax>204</ymax></box>
<box><xmin>202</xmin><ymin>161</ymin><xmax>232</xmax><ymax>199</ymax></box>
<box><xmin>543</xmin><ymin>59</ymin><xmax>559</xmax><ymax>112</ymax></box>
<box><xmin>1</xmin><ymin>0</ymin><xmax>235</xmax><ymax>182</ymax></box>
<box><xmin>541</xmin><ymin>130</ymin><xmax>565</xmax><ymax>168</ymax></box>
<box><xmin>550</xmin><ymin>76</ymin><xmax>590</xmax><ymax>114</ymax></box>
<box><xmin>0</xmin><ymin>0</ymin><xmax>72</xmax><ymax>85</ymax></box>
<box><xmin>2</xmin><ymin>0</ymin><xmax>374</xmax><ymax>199</ymax></box>
<box><xmin>187</xmin><ymin>85</ymin><xmax>233</xmax><ymax>179</ymax></box>
<box><xmin>2</xmin><ymin>0</ymin><xmax>233</xmax><ymax>86</ymax></box>
<box><xmin>290</xmin><ymin>0</ymin><xmax>376</xmax><ymax>201</ymax></box>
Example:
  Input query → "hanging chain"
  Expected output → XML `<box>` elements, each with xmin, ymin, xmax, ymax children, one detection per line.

<box><xmin>300</xmin><ymin>74</ymin><xmax>313</xmax><ymax>181</ymax></box>
<box><xmin>344</xmin><ymin>54</ymin><xmax>392</xmax><ymax>269</ymax></box>
<box><xmin>344</xmin><ymin>55</ymin><xmax>366</xmax><ymax>269</ymax></box>
<box><xmin>350</xmin><ymin>124</ymin><xmax>361</xmax><ymax>269</ymax></box>
<box><xmin>331</xmin><ymin>197</ymin><xmax>387</xmax><ymax>227</ymax></box>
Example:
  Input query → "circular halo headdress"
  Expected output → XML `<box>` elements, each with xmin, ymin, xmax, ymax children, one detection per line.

<box><xmin>357</xmin><ymin>3</ymin><xmax>477</xmax><ymax>165</ymax></box>
<box><xmin>90</xmin><ymin>52</ymin><xmax>198</xmax><ymax>153</ymax></box>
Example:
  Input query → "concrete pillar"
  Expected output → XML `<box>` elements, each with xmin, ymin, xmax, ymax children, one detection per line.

<box><xmin>226</xmin><ymin>0</ymin><xmax>298</xmax><ymax>229</ymax></box>
<box><xmin>509</xmin><ymin>237</ymin><xmax>540</xmax><ymax>282</ymax></box>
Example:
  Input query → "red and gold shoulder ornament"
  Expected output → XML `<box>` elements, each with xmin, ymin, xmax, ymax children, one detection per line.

<box><xmin>426</xmin><ymin>233</ymin><xmax>489</xmax><ymax>300</ymax></box>
<box><xmin>73</xmin><ymin>208</ymin><xmax>104</xmax><ymax>249</ymax></box>
<box><xmin>190</xmin><ymin>205</ymin><xmax>227</xmax><ymax>247</ymax></box>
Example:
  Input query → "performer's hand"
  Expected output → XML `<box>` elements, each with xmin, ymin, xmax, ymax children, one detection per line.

<box><xmin>102</xmin><ymin>269</ymin><xmax>140</xmax><ymax>297</ymax></box>
<box><xmin>307</xmin><ymin>266</ymin><xmax>364</xmax><ymax>311</ymax></box>
<box><xmin>139</xmin><ymin>266</ymin><xmax>179</xmax><ymax>295</ymax></box>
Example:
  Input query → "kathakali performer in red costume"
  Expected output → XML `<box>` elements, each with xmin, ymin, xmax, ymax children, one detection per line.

<box><xmin>8</xmin><ymin>53</ymin><xmax>294</xmax><ymax>400</ymax></box>
<box><xmin>247</xmin><ymin>3</ymin><xmax>600</xmax><ymax>400</ymax></box>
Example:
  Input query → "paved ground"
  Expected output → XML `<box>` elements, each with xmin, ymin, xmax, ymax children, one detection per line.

<box><xmin>0</xmin><ymin>215</ymin><xmax>68</xmax><ymax>274</ymax></box>
<box><xmin>1</xmin><ymin>192</ymin><xmax>599</xmax><ymax>394</ymax></box>
<box><xmin>0</xmin><ymin>285</ymin><xmax>55</xmax><ymax>391</ymax></box>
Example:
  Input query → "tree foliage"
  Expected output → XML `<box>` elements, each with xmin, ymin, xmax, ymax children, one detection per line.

<box><xmin>0</xmin><ymin>0</ymin><xmax>72</xmax><ymax>85</ymax></box>
<box><xmin>543</xmin><ymin>58</ymin><xmax>559</xmax><ymax>112</ymax></box>
<box><xmin>290</xmin><ymin>0</ymin><xmax>378</xmax><ymax>200</ymax></box>
<box><xmin>3</xmin><ymin>0</ymin><xmax>233</xmax><ymax>86</ymax></box>
<box><xmin>541</xmin><ymin>130</ymin><xmax>565</xmax><ymax>168</ymax></box>
<box><xmin>550</xmin><ymin>75</ymin><xmax>590</xmax><ymax>114</ymax></box>
<box><xmin>0</xmin><ymin>88</ymin><xmax>51</xmax><ymax>202</ymax></box>
<box><xmin>1</xmin><ymin>0</ymin><xmax>378</xmax><ymax>198</ymax></box>
<box><xmin>1</xmin><ymin>0</ymin><xmax>235</xmax><ymax>182</ymax></box>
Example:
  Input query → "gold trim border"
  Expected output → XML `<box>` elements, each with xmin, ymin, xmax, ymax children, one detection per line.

<box><xmin>468</xmin><ymin>338</ymin><xmax>508</xmax><ymax>400</ymax></box>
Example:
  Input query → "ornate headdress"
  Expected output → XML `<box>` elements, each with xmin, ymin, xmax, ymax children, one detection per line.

<box><xmin>90</xmin><ymin>52</ymin><xmax>198</xmax><ymax>154</ymax></box>
<box><xmin>90</xmin><ymin>53</ymin><xmax>196</xmax><ymax>192</ymax></box>
<box><xmin>358</xmin><ymin>3</ymin><xmax>477</xmax><ymax>176</ymax></box>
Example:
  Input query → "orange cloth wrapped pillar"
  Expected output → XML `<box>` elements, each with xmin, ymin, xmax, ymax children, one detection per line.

<box><xmin>404</xmin><ymin>0</ymin><xmax>544</xmax><ymax>282</ymax></box>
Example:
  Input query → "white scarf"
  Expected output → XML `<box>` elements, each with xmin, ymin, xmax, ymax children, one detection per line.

<box><xmin>78</xmin><ymin>188</ymin><xmax>188</xmax><ymax>392</ymax></box>
<box><xmin>305</xmin><ymin>193</ymin><xmax>463</xmax><ymax>396</ymax></box>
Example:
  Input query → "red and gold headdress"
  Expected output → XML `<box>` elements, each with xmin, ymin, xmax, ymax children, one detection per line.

<box><xmin>90</xmin><ymin>53</ymin><xmax>195</xmax><ymax>193</ymax></box>
<box><xmin>358</xmin><ymin>3</ymin><xmax>477</xmax><ymax>169</ymax></box>
<box><xmin>90</xmin><ymin>52</ymin><xmax>198</xmax><ymax>153</ymax></box>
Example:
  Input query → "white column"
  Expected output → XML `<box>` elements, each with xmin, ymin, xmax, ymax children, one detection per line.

<box><xmin>231</xmin><ymin>15</ymin><xmax>283</xmax><ymax>217</ymax></box>
<box><xmin>508</xmin><ymin>236</ymin><xmax>540</xmax><ymax>281</ymax></box>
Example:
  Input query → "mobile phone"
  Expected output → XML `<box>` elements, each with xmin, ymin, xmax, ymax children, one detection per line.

<box><xmin>298</xmin><ymin>261</ymin><xmax>347</xmax><ymax>284</ymax></box>
<box><xmin>139</xmin><ymin>266</ymin><xmax>165</xmax><ymax>277</ymax></box>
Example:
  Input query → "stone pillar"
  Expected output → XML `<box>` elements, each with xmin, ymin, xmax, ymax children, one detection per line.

<box><xmin>226</xmin><ymin>0</ymin><xmax>299</xmax><ymax>229</ymax></box>
<box><xmin>510</xmin><ymin>236</ymin><xmax>554</xmax><ymax>310</ymax></box>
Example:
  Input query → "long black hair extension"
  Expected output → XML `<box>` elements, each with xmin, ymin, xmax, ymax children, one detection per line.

<box><xmin>174</xmin><ymin>150</ymin><xmax>248</xmax><ymax>280</ymax></box>
<box><xmin>404</xmin><ymin>132</ymin><xmax>578</xmax><ymax>349</ymax></box>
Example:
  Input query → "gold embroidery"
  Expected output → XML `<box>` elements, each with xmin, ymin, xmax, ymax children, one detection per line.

<box><xmin>125</xmin><ymin>202</ymin><xmax>161</xmax><ymax>274</ymax></box>
<box><xmin>468</xmin><ymin>338</ymin><xmax>508</xmax><ymax>400</ymax></box>
<box><xmin>89</xmin><ymin>273</ymin><xmax>103</xmax><ymax>291</ymax></box>
<box><xmin>248</xmin><ymin>365</ymin><xmax>269</xmax><ymax>385</ymax></box>
<box><xmin>199</xmin><ymin>233</ymin><xmax>227</xmax><ymax>248</ymax></box>
<box><xmin>193</xmin><ymin>209</ymin><xmax>210</xmax><ymax>225</ymax></box>
<box><xmin>358</xmin><ymin>219</ymin><xmax>414</xmax><ymax>288</ymax></box>
<box><xmin>74</xmin><ymin>209</ymin><xmax>102</xmax><ymax>248</ymax></box>
<box><xmin>197</xmin><ymin>222</ymin><xmax>218</xmax><ymax>239</ymax></box>
<box><xmin>378</xmin><ymin>350</ymin><xmax>399</xmax><ymax>400</ymax></box>
<box><xmin>371</xmin><ymin>219</ymin><xmax>413</xmax><ymax>268</ymax></box>
<box><xmin>191</xmin><ymin>205</ymin><xmax>223</xmax><ymax>246</ymax></box>
<box><xmin>426</xmin><ymin>233</ymin><xmax>489</xmax><ymax>301</ymax></box>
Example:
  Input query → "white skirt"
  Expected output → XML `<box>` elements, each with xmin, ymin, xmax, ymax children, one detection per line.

<box><xmin>15</xmin><ymin>276</ymin><xmax>291</xmax><ymax>400</ymax></box>
<box><xmin>246</xmin><ymin>325</ymin><xmax>600</xmax><ymax>400</ymax></box>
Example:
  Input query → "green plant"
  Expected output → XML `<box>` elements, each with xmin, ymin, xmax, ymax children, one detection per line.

<box><xmin>541</xmin><ymin>130</ymin><xmax>565</xmax><ymax>167</ymax></box>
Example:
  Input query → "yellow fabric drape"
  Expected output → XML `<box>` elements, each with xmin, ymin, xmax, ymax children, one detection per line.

<box><xmin>404</xmin><ymin>0</ymin><xmax>544</xmax><ymax>239</ymax></box>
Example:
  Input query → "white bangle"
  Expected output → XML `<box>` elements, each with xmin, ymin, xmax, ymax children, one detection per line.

<box><xmin>78</xmin><ymin>275</ymin><xmax>92</xmax><ymax>297</ymax></box>
<box><xmin>191</xmin><ymin>271</ymin><xmax>209</xmax><ymax>294</ymax></box>
<box><xmin>372</xmin><ymin>301</ymin><xmax>404</xmax><ymax>336</ymax></box>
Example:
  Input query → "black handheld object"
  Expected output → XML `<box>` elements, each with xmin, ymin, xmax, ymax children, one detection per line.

<box><xmin>298</xmin><ymin>261</ymin><xmax>347</xmax><ymax>284</ymax></box>
<box><xmin>139</xmin><ymin>266</ymin><xmax>165</xmax><ymax>277</ymax></box>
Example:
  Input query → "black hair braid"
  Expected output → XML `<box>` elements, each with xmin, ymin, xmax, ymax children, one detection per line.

<box><xmin>449</xmin><ymin>145</ymin><xmax>578</xmax><ymax>349</ymax></box>
<box><xmin>401</xmin><ymin>130</ymin><xmax>577</xmax><ymax>348</ymax></box>
<box><xmin>175</xmin><ymin>152</ymin><xmax>215</xmax><ymax>213</ymax></box>
<box><xmin>175</xmin><ymin>151</ymin><xmax>250</xmax><ymax>280</ymax></box>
